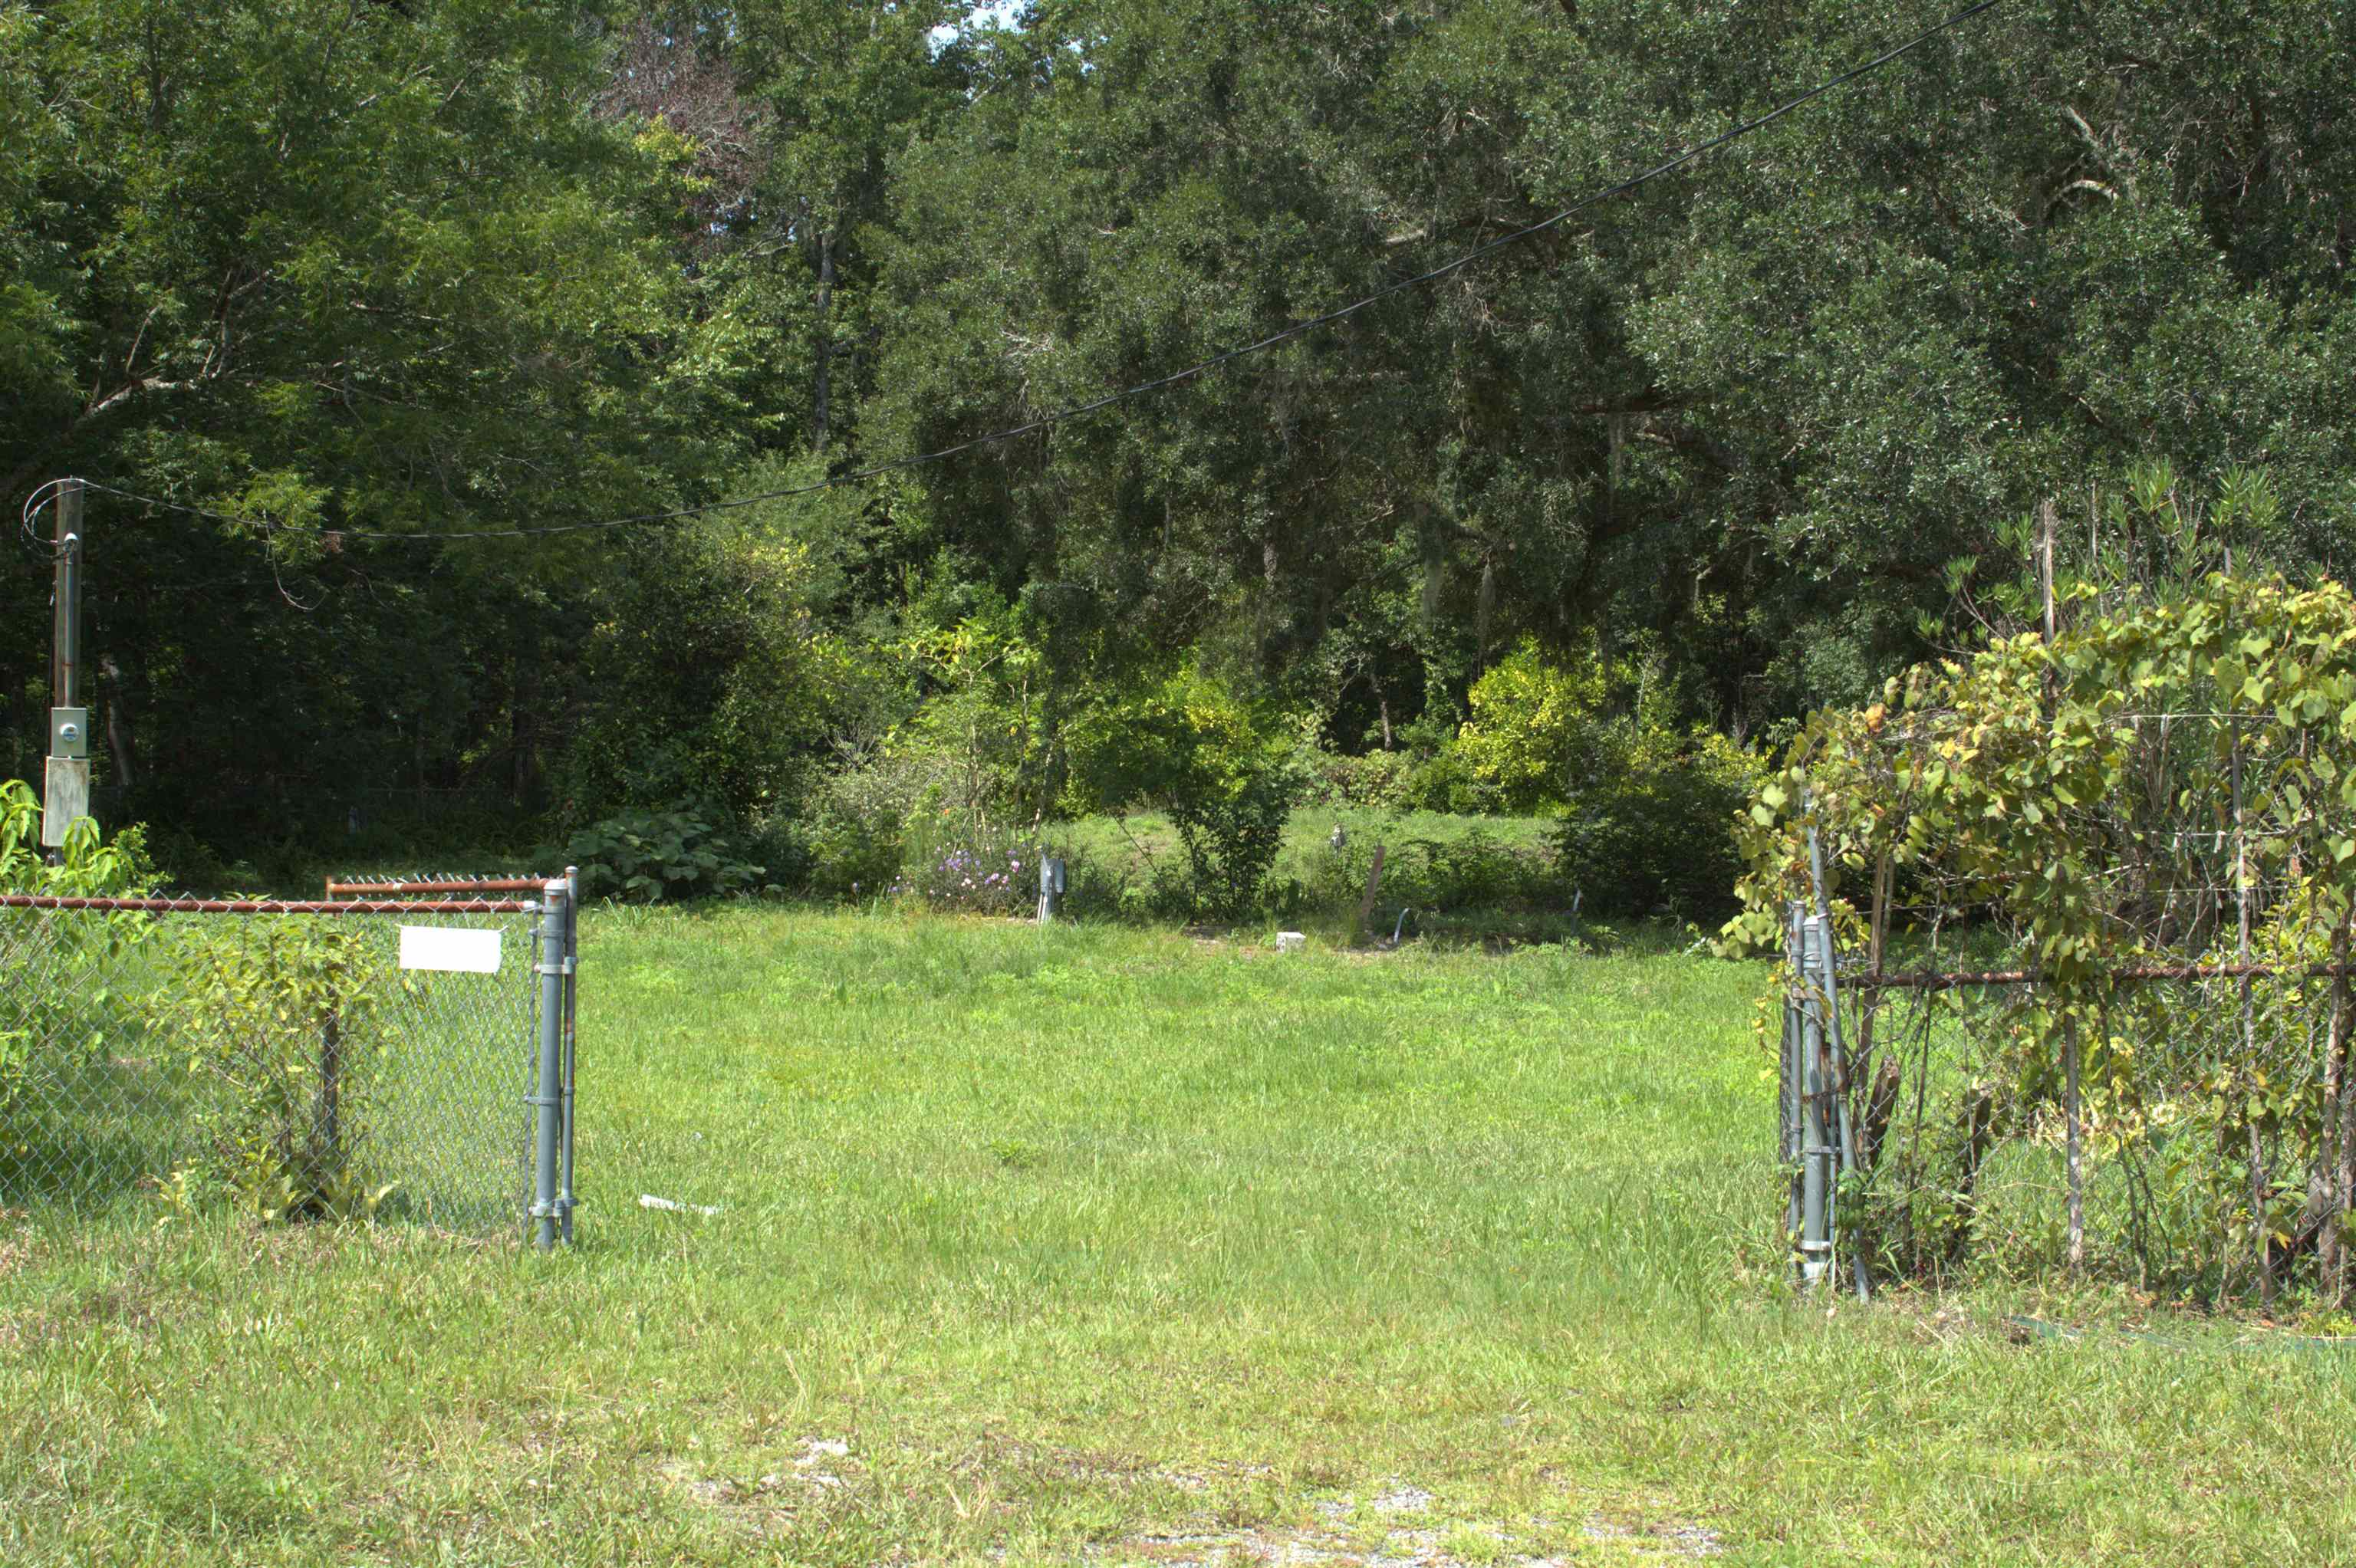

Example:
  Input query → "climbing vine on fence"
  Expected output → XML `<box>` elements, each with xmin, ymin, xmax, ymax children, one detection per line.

<box><xmin>1729</xmin><ymin>571</ymin><xmax>2356</xmax><ymax>1305</ymax></box>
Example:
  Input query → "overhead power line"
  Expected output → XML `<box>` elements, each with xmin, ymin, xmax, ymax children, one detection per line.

<box><xmin>35</xmin><ymin>0</ymin><xmax>2003</xmax><ymax>545</ymax></box>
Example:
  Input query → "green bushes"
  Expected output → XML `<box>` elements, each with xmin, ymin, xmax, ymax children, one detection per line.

<box><xmin>1343</xmin><ymin>643</ymin><xmax>1768</xmax><ymax>919</ymax></box>
<box><xmin>562</xmin><ymin>807</ymin><xmax>774</xmax><ymax>902</ymax></box>
<box><xmin>799</xmin><ymin>758</ymin><xmax>922</xmax><ymax>900</ymax></box>
<box><xmin>1449</xmin><ymin>642</ymin><xmax>1627</xmax><ymax>814</ymax></box>
<box><xmin>555</xmin><ymin>521</ymin><xmax>871</xmax><ymax>831</ymax></box>
<box><xmin>1299</xmin><ymin>748</ymin><xmax>1425</xmax><ymax>810</ymax></box>
<box><xmin>1066</xmin><ymin>672</ymin><xmax>1297</xmax><ymax>919</ymax></box>
<box><xmin>1553</xmin><ymin>728</ymin><xmax>1764</xmax><ymax>921</ymax></box>
<box><xmin>0</xmin><ymin>781</ymin><xmax>153</xmax><ymax>1115</ymax></box>
<box><xmin>150</xmin><ymin>917</ymin><xmax>393</xmax><ymax>1221</ymax></box>
<box><xmin>1286</xmin><ymin>821</ymin><xmax>1567</xmax><ymax>929</ymax></box>
<box><xmin>1729</xmin><ymin>567</ymin><xmax>2356</xmax><ymax>1300</ymax></box>
<box><xmin>0</xmin><ymin>777</ymin><xmax>149</xmax><ymax>897</ymax></box>
<box><xmin>541</xmin><ymin>627</ymin><xmax>1759</xmax><ymax>925</ymax></box>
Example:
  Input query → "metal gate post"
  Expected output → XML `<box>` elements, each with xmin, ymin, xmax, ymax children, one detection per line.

<box><xmin>1790</xmin><ymin>901</ymin><xmax>1834</xmax><ymax>1290</ymax></box>
<box><xmin>1781</xmin><ymin>905</ymin><xmax>1804</xmax><ymax>1250</ymax></box>
<box><xmin>531</xmin><ymin>877</ymin><xmax>571</xmax><ymax>1249</ymax></box>
<box><xmin>1804</xmin><ymin>813</ymin><xmax>1871</xmax><ymax>1303</ymax></box>
<box><xmin>558</xmin><ymin>865</ymin><xmax>579</xmax><ymax>1244</ymax></box>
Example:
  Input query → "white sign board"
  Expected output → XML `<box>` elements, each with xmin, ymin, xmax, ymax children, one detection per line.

<box><xmin>398</xmin><ymin>925</ymin><xmax>503</xmax><ymax>975</ymax></box>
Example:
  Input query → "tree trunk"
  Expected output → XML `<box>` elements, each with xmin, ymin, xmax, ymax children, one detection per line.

<box><xmin>812</xmin><ymin>227</ymin><xmax>835</xmax><ymax>450</ymax></box>
<box><xmin>1473</xmin><ymin>552</ymin><xmax>1496</xmax><ymax>678</ymax></box>
<box><xmin>99</xmin><ymin>655</ymin><xmax>136</xmax><ymax>793</ymax></box>
<box><xmin>511</xmin><ymin>653</ymin><xmax>536</xmax><ymax>807</ymax></box>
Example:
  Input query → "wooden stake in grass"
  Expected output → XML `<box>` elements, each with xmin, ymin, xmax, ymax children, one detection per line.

<box><xmin>1358</xmin><ymin>843</ymin><xmax>1387</xmax><ymax>932</ymax></box>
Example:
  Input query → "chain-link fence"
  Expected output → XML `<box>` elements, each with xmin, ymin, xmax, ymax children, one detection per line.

<box><xmin>1772</xmin><ymin>699</ymin><xmax>2356</xmax><ymax>1305</ymax></box>
<box><xmin>0</xmin><ymin>884</ymin><xmax>574</xmax><ymax>1240</ymax></box>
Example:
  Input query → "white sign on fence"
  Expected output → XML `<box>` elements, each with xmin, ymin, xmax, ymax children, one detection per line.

<box><xmin>398</xmin><ymin>925</ymin><xmax>503</xmax><ymax>974</ymax></box>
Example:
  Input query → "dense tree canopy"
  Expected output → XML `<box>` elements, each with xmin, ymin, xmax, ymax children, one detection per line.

<box><xmin>2</xmin><ymin>0</ymin><xmax>2351</xmax><ymax>876</ymax></box>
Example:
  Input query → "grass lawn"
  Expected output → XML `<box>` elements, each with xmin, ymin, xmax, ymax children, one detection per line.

<box><xmin>4</xmin><ymin>908</ymin><xmax>2353</xmax><ymax>1565</ymax></box>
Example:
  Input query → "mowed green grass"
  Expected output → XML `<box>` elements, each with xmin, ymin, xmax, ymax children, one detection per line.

<box><xmin>3</xmin><ymin>909</ymin><xmax>2354</xmax><ymax>1566</ymax></box>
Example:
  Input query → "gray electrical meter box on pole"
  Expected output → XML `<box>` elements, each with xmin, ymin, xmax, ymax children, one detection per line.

<box><xmin>1037</xmin><ymin>856</ymin><xmax>1068</xmax><ymax>922</ymax></box>
<box><xmin>51</xmin><ymin>707</ymin><xmax>88</xmax><ymax>760</ymax></box>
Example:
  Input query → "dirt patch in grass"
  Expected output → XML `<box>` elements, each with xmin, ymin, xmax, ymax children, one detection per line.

<box><xmin>1094</xmin><ymin>1484</ymin><xmax>1725</xmax><ymax>1567</ymax></box>
<box><xmin>658</xmin><ymin>1434</ymin><xmax>868</xmax><ymax>1537</ymax></box>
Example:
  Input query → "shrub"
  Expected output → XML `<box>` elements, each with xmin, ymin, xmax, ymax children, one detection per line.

<box><xmin>0</xmin><ymin>777</ymin><xmax>150</xmax><ymax>896</ymax></box>
<box><xmin>800</xmin><ymin>762</ymin><xmax>915</xmax><ymax>900</ymax></box>
<box><xmin>1298</xmin><ymin>748</ymin><xmax>1420</xmax><ymax>810</ymax></box>
<box><xmin>0</xmin><ymin>781</ymin><xmax>153</xmax><ymax>1114</ymax></box>
<box><xmin>1067</xmin><ymin>672</ymin><xmax>1298</xmax><ymax>920</ymax></box>
<box><xmin>553</xmin><ymin>512</ymin><xmax>875</xmax><ymax>830</ymax></box>
<box><xmin>1285</xmin><ymin>823</ymin><xmax>1568</xmax><ymax>935</ymax></box>
<box><xmin>1416</xmin><ymin>642</ymin><xmax>1762</xmax><ymax>917</ymax></box>
<box><xmin>1727</xmin><ymin>561</ymin><xmax>2356</xmax><ymax>1298</ymax></box>
<box><xmin>562</xmin><ymin>807</ymin><xmax>772</xmax><ymax>902</ymax></box>
<box><xmin>893</xmin><ymin>839</ymin><xmax>1035</xmax><ymax>915</ymax></box>
<box><xmin>798</xmin><ymin>741</ymin><xmax>1011</xmax><ymax>901</ymax></box>
<box><xmin>150</xmin><ymin>915</ymin><xmax>393</xmax><ymax>1221</ymax></box>
<box><xmin>1554</xmin><ymin>726</ymin><xmax>1764</xmax><ymax>919</ymax></box>
<box><xmin>1449</xmin><ymin>640</ymin><xmax>1627</xmax><ymax>814</ymax></box>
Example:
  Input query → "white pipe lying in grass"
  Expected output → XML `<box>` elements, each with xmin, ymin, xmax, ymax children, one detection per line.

<box><xmin>640</xmin><ymin>1194</ymin><xmax>721</xmax><ymax>1217</ymax></box>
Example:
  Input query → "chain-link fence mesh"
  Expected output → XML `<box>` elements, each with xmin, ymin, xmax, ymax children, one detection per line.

<box><xmin>1828</xmin><ymin>957</ymin><xmax>2356</xmax><ymax>1301</ymax></box>
<box><xmin>1775</xmin><ymin>702</ymin><xmax>2356</xmax><ymax>1303</ymax></box>
<box><xmin>0</xmin><ymin>896</ymin><xmax>541</xmax><ymax>1234</ymax></box>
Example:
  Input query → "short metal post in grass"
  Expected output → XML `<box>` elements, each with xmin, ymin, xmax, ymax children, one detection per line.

<box><xmin>531</xmin><ymin>876</ymin><xmax>571</xmax><ymax>1249</ymax></box>
<box><xmin>1038</xmin><ymin>856</ymin><xmax>1066</xmax><ymax>923</ymax></box>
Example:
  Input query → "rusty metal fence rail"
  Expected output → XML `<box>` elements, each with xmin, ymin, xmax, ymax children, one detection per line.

<box><xmin>0</xmin><ymin>877</ymin><xmax>578</xmax><ymax>1243</ymax></box>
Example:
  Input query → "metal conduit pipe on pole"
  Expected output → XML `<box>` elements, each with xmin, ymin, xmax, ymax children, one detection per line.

<box><xmin>43</xmin><ymin>478</ymin><xmax>90</xmax><ymax>855</ymax></box>
<box><xmin>531</xmin><ymin>877</ymin><xmax>570</xmax><ymax>1249</ymax></box>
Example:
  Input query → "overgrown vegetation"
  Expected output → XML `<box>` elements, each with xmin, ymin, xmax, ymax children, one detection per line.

<box><xmin>0</xmin><ymin>780</ymin><xmax>153</xmax><ymax>1117</ymax></box>
<box><xmin>8</xmin><ymin>2</ymin><xmax>2351</xmax><ymax>913</ymax></box>
<box><xmin>563</xmin><ymin>806</ymin><xmax>775</xmax><ymax>904</ymax></box>
<box><xmin>1064</xmin><ymin>672</ymin><xmax>1299</xmax><ymax>919</ymax></box>
<box><xmin>148</xmin><ymin>919</ymin><xmax>393</xmax><ymax>1223</ymax></box>
<box><xmin>1732</xmin><ymin>474</ymin><xmax>2356</xmax><ymax>1305</ymax></box>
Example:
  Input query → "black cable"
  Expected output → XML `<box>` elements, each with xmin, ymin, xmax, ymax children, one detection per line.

<box><xmin>48</xmin><ymin>0</ymin><xmax>2002</xmax><ymax>545</ymax></box>
<box><xmin>17</xmin><ymin>480</ymin><xmax>74</xmax><ymax>560</ymax></box>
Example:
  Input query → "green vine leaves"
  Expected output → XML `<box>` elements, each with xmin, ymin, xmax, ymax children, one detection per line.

<box><xmin>1727</xmin><ymin>574</ymin><xmax>2356</xmax><ymax>1129</ymax></box>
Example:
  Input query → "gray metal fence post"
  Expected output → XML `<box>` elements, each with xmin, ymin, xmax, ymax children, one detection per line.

<box><xmin>559</xmin><ymin>865</ymin><xmax>579</xmax><ymax>1244</ymax></box>
<box><xmin>1780</xmin><ymin>909</ymin><xmax>1804</xmax><ymax>1250</ymax></box>
<box><xmin>531</xmin><ymin>877</ymin><xmax>569</xmax><ymax>1249</ymax></box>
<box><xmin>1791</xmin><ymin>901</ymin><xmax>1834</xmax><ymax>1290</ymax></box>
<box><xmin>1803</xmin><ymin>811</ymin><xmax>1871</xmax><ymax>1303</ymax></box>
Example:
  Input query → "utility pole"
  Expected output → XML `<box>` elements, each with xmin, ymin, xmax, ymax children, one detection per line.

<box><xmin>42</xmin><ymin>478</ymin><xmax>90</xmax><ymax>853</ymax></box>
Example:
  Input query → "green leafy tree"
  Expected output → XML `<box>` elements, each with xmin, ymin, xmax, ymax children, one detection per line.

<box><xmin>1065</xmin><ymin>669</ymin><xmax>1298</xmax><ymax>919</ymax></box>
